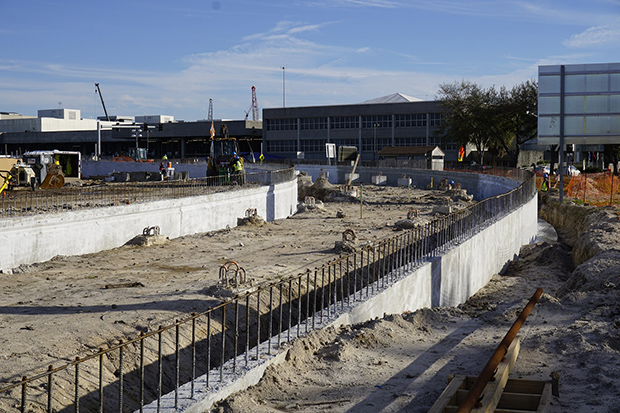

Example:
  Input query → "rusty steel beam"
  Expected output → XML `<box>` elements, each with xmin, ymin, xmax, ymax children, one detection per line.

<box><xmin>457</xmin><ymin>287</ymin><xmax>543</xmax><ymax>413</ymax></box>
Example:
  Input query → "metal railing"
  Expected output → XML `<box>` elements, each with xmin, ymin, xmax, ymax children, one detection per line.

<box><xmin>0</xmin><ymin>170</ymin><xmax>536</xmax><ymax>413</ymax></box>
<box><xmin>0</xmin><ymin>168</ymin><xmax>295</xmax><ymax>218</ymax></box>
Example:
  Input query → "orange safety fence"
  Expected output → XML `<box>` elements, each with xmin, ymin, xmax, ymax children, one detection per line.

<box><xmin>564</xmin><ymin>172</ymin><xmax>620</xmax><ymax>206</ymax></box>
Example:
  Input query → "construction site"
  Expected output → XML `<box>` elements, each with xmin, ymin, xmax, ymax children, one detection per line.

<box><xmin>0</xmin><ymin>157</ymin><xmax>620</xmax><ymax>413</ymax></box>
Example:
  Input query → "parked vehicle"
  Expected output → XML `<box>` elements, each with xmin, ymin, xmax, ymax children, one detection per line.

<box><xmin>534</xmin><ymin>165</ymin><xmax>553</xmax><ymax>177</ymax></box>
<box><xmin>562</xmin><ymin>165</ymin><xmax>581</xmax><ymax>176</ymax></box>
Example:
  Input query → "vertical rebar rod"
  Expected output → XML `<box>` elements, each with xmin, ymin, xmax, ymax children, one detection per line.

<box><xmin>174</xmin><ymin>323</ymin><xmax>180</xmax><ymax>408</ymax></box>
<box><xmin>245</xmin><ymin>295</ymin><xmax>250</xmax><ymax>366</ymax></box>
<box><xmin>206</xmin><ymin>312</ymin><xmax>212</xmax><ymax>388</ymax></box>
<box><xmin>313</xmin><ymin>268</ymin><xmax>318</xmax><ymax>328</ymax></box>
<box><xmin>75</xmin><ymin>356</ymin><xmax>82</xmax><ymax>413</ymax></box>
<box><xmin>318</xmin><ymin>266</ymin><xmax>324</xmax><ymax>322</ymax></box>
<box><xmin>140</xmin><ymin>334</ymin><xmax>145</xmax><ymax>412</ymax></box>
<box><xmin>21</xmin><ymin>376</ymin><xmax>27</xmax><ymax>413</ymax></box>
<box><xmin>353</xmin><ymin>253</ymin><xmax>358</xmax><ymax>300</ymax></box>
<box><xmin>191</xmin><ymin>316</ymin><xmax>196</xmax><ymax>398</ymax></box>
<box><xmin>345</xmin><ymin>256</ymin><xmax>351</xmax><ymax>305</ymax></box>
<box><xmin>327</xmin><ymin>263</ymin><xmax>332</xmax><ymax>317</ymax></box>
<box><xmin>99</xmin><ymin>348</ymin><xmax>104</xmax><ymax>413</ymax></box>
<box><xmin>268</xmin><ymin>285</ymin><xmax>273</xmax><ymax>354</ymax></box>
<box><xmin>305</xmin><ymin>270</ymin><xmax>310</xmax><ymax>333</ymax></box>
<box><xmin>297</xmin><ymin>275</ymin><xmax>302</xmax><ymax>337</ymax></box>
<box><xmin>288</xmin><ymin>278</ymin><xmax>293</xmax><ymax>342</ymax></box>
<box><xmin>47</xmin><ymin>366</ymin><xmax>53</xmax><ymax>413</ymax></box>
<box><xmin>221</xmin><ymin>305</ymin><xmax>226</xmax><ymax>382</ymax></box>
<box><xmin>119</xmin><ymin>342</ymin><xmax>124</xmax><ymax>413</ymax></box>
<box><xmin>339</xmin><ymin>260</ymin><xmax>344</xmax><ymax>310</ymax></box>
<box><xmin>256</xmin><ymin>289</ymin><xmax>261</xmax><ymax>360</ymax></box>
<box><xmin>233</xmin><ymin>298</ymin><xmax>239</xmax><ymax>374</ymax></box>
<box><xmin>278</xmin><ymin>284</ymin><xmax>283</xmax><ymax>345</ymax></box>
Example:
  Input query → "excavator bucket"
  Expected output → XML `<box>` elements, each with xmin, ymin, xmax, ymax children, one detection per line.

<box><xmin>40</xmin><ymin>173</ymin><xmax>65</xmax><ymax>189</ymax></box>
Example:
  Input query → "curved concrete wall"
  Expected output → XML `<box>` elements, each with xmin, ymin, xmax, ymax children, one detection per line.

<box><xmin>289</xmin><ymin>164</ymin><xmax>521</xmax><ymax>200</ymax></box>
<box><xmin>154</xmin><ymin>181</ymin><xmax>539</xmax><ymax>413</ymax></box>
<box><xmin>0</xmin><ymin>180</ymin><xmax>298</xmax><ymax>272</ymax></box>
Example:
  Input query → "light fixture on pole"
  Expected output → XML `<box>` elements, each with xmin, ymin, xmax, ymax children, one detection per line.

<box><xmin>131</xmin><ymin>128</ymin><xmax>143</xmax><ymax>151</ymax></box>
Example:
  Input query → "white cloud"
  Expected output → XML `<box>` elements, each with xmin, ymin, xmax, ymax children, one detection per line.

<box><xmin>564</xmin><ymin>19</ymin><xmax>620</xmax><ymax>47</ymax></box>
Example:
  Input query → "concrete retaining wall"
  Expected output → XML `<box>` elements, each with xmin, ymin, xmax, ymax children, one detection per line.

<box><xmin>291</xmin><ymin>164</ymin><xmax>521</xmax><ymax>200</ymax></box>
<box><xmin>334</xmin><ymin>193</ymin><xmax>538</xmax><ymax>327</ymax></box>
<box><xmin>154</xmin><ymin>187</ymin><xmax>539</xmax><ymax>412</ymax></box>
<box><xmin>0</xmin><ymin>180</ymin><xmax>298</xmax><ymax>272</ymax></box>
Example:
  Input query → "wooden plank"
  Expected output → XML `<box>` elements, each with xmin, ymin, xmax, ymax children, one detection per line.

<box><xmin>536</xmin><ymin>382</ymin><xmax>552</xmax><ymax>413</ymax></box>
<box><xmin>428</xmin><ymin>337</ymin><xmax>522</xmax><ymax>413</ymax></box>
<box><xmin>427</xmin><ymin>375</ymin><xmax>467</xmax><ymax>413</ymax></box>
<box><xmin>471</xmin><ymin>337</ymin><xmax>521</xmax><ymax>413</ymax></box>
<box><xmin>503</xmin><ymin>378</ymin><xmax>545</xmax><ymax>394</ymax></box>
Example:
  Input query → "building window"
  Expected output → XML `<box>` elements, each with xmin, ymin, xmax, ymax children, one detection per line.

<box><xmin>395</xmin><ymin>114</ymin><xmax>426</xmax><ymax>127</ymax></box>
<box><xmin>267</xmin><ymin>140</ymin><xmax>296</xmax><ymax>152</ymax></box>
<box><xmin>331</xmin><ymin>116</ymin><xmax>359</xmax><ymax>129</ymax></box>
<box><xmin>333</xmin><ymin>139</ymin><xmax>359</xmax><ymax>150</ymax></box>
<box><xmin>362</xmin><ymin>138</ymin><xmax>391</xmax><ymax>151</ymax></box>
<box><xmin>362</xmin><ymin>115</ymin><xmax>392</xmax><ymax>128</ymax></box>
<box><xmin>300</xmin><ymin>117</ymin><xmax>327</xmax><ymax>130</ymax></box>
<box><xmin>300</xmin><ymin>139</ymin><xmax>327</xmax><ymax>152</ymax></box>
<box><xmin>266</xmin><ymin>118</ymin><xmax>298</xmax><ymax>131</ymax></box>
<box><xmin>429</xmin><ymin>113</ymin><xmax>442</xmax><ymax>127</ymax></box>
<box><xmin>395</xmin><ymin>137</ymin><xmax>426</xmax><ymax>146</ymax></box>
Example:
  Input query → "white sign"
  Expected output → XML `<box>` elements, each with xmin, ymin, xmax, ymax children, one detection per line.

<box><xmin>325</xmin><ymin>143</ymin><xmax>336</xmax><ymax>159</ymax></box>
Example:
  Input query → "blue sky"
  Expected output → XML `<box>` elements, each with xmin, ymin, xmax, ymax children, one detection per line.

<box><xmin>1</xmin><ymin>0</ymin><xmax>619</xmax><ymax>121</ymax></box>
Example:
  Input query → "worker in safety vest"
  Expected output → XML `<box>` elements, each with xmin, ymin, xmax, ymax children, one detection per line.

<box><xmin>541</xmin><ymin>173</ymin><xmax>549</xmax><ymax>192</ymax></box>
<box><xmin>232</xmin><ymin>154</ymin><xmax>243</xmax><ymax>173</ymax></box>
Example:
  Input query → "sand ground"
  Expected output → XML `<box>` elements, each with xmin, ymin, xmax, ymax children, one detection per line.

<box><xmin>2</xmin><ymin>183</ymin><xmax>619</xmax><ymax>412</ymax></box>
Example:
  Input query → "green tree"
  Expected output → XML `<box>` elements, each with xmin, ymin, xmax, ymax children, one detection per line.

<box><xmin>438</xmin><ymin>81</ymin><xmax>498</xmax><ymax>165</ymax></box>
<box><xmin>437</xmin><ymin>79</ymin><xmax>538</xmax><ymax>167</ymax></box>
<box><xmin>497</xmin><ymin>80</ymin><xmax>538</xmax><ymax>164</ymax></box>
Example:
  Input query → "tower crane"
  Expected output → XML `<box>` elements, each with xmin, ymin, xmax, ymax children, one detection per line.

<box><xmin>94</xmin><ymin>82</ymin><xmax>110</xmax><ymax>121</ymax></box>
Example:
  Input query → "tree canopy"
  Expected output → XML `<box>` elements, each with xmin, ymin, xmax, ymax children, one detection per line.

<box><xmin>437</xmin><ymin>79</ymin><xmax>538</xmax><ymax>166</ymax></box>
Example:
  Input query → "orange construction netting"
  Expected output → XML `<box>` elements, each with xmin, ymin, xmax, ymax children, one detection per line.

<box><xmin>564</xmin><ymin>172</ymin><xmax>620</xmax><ymax>206</ymax></box>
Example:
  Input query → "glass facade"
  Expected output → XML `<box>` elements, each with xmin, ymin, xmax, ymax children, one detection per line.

<box><xmin>538</xmin><ymin>63</ymin><xmax>620</xmax><ymax>145</ymax></box>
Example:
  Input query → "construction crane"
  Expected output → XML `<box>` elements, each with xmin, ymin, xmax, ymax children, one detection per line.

<box><xmin>244</xmin><ymin>85</ymin><xmax>259</xmax><ymax>121</ymax></box>
<box><xmin>208</xmin><ymin>98</ymin><xmax>213</xmax><ymax>121</ymax></box>
<box><xmin>94</xmin><ymin>83</ymin><xmax>110</xmax><ymax>121</ymax></box>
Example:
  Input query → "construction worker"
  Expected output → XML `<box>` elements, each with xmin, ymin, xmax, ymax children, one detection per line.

<box><xmin>232</xmin><ymin>155</ymin><xmax>242</xmax><ymax>173</ymax></box>
<box><xmin>541</xmin><ymin>173</ymin><xmax>549</xmax><ymax>192</ymax></box>
<box><xmin>231</xmin><ymin>153</ymin><xmax>244</xmax><ymax>184</ymax></box>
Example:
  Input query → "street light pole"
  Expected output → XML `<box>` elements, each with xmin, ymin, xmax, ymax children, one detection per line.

<box><xmin>282</xmin><ymin>66</ymin><xmax>286</xmax><ymax>108</ymax></box>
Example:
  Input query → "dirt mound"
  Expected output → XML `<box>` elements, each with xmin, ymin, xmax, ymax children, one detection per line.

<box><xmin>558</xmin><ymin>249</ymin><xmax>620</xmax><ymax>297</ymax></box>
